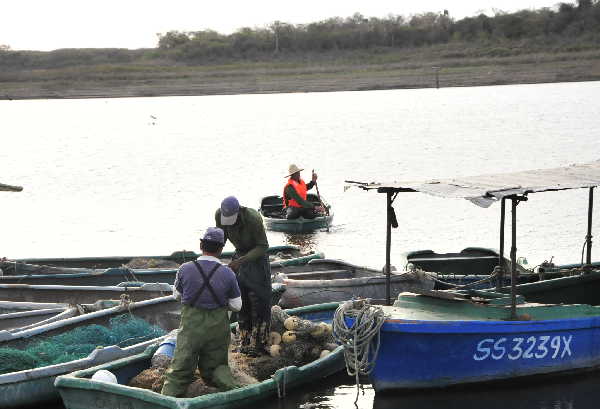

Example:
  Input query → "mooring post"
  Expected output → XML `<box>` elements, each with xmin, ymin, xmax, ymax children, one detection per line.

<box><xmin>432</xmin><ymin>66</ymin><xmax>440</xmax><ymax>89</ymax></box>
<box><xmin>386</xmin><ymin>191</ymin><xmax>393</xmax><ymax>306</ymax></box>
<box><xmin>496</xmin><ymin>198</ymin><xmax>506</xmax><ymax>291</ymax></box>
<box><xmin>586</xmin><ymin>187</ymin><xmax>595</xmax><ymax>270</ymax></box>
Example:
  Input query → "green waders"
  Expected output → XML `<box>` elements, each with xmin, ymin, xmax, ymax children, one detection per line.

<box><xmin>161</xmin><ymin>304</ymin><xmax>239</xmax><ymax>397</ymax></box>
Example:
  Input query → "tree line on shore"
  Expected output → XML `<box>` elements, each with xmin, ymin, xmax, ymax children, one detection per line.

<box><xmin>157</xmin><ymin>0</ymin><xmax>600</xmax><ymax>60</ymax></box>
<box><xmin>1</xmin><ymin>0</ymin><xmax>600</xmax><ymax>69</ymax></box>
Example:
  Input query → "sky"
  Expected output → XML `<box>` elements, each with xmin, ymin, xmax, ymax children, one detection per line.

<box><xmin>2</xmin><ymin>0</ymin><xmax>562</xmax><ymax>51</ymax></box>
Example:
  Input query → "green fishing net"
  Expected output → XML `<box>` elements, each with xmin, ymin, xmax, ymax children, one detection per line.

<box><xmin>0</xmin><ymin>314</ymin><xmax>166</xmax><ymax>375</ymax></box>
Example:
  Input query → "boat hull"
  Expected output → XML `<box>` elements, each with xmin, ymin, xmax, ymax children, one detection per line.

<box><xmin>370</xmin><ymin>316</ymin><xmax>600</xmax><ymax>392</ymax></box>
<box><xmin>264</xmin><ymin>214</ymin><xmax>334</xmax><ymax>233</ymax></box>
<box><xmin>0</xmin><ymin>253</ymin><xmax>323</xmax><ymax>286</ymax></box>
<box><xmin>278</xmin><ymin>272</ymin><xmax>434</xmax><ymax>308</ymax></box>
<box><xmin>55</xmin><ymin>303</ymin><xmax>344</xmax><ymax>409</ymax></box>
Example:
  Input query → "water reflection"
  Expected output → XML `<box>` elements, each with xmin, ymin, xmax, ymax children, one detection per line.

<box><xmin>369</xmin><ymin>373</ymin><xmax>597</xmax><ymax>409</ymax></box>
<box><xmin>260</xmin><ymin>371</ymin><xmax>600</xmax><ymax>409</ymax></box>
<box><xmin>284</xmin><ymin>233</ymin><xmax>319</xmax><ymax>254</ymax></box>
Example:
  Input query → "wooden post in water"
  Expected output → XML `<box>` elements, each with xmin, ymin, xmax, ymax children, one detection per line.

<box><xmin>496</xmin><ymin>198</ymin><xmax>506</xmax><ymax>291</ymax></box>
<box><xmin>432</xmin><ymin>66</ymin><xmax>441</xmax><ymax>89</ymax></box>
<box><xmin>586</xmin><ymin>187</ymin><xmax>595</xmax><ymax>269</ymax></box>
<box><xmin>385</xmin><ymin>191</ymin><xmax>393</xmax><ymax>306</ymax></box>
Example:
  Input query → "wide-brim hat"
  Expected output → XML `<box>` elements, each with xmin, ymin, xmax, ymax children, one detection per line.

<box><xmin>285</xmin><ymin>164</ymin><xmax>303</xmax><ymax>178</ymax></box>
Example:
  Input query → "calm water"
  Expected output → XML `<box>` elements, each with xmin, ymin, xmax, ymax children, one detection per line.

<box><xmin>3</xmin><ymin>81</ymin><xmax>600</xmax><ymax>408</ymax></box>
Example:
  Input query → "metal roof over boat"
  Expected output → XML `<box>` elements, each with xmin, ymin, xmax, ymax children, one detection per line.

<box><xmin>0</xmin><ymin>182</ymin><xmax>23</xmax><ymax>192</ymax></box>
<box><xmin>346</xmin><ymin>159</ymin><xmax>600</xmax><ymax>207</ymax></box>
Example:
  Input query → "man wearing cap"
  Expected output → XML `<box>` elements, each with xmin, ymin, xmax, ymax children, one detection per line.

<box><xmin>283</xmin><ymin>164</ymin><xmax>319</xmax><ymax>220</ymax></box>
<box><xmin>216</xmin><ymin>196</ymin><xmax>271</xmax><ymax>356</ymax></box>
<box><xmin>162</xmin><ymin>227</ymin><xmax>242</xmax><ymax>397</ymax></box>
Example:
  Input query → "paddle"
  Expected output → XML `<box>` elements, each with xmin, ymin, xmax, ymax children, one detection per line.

<box><xmin>312</xmin><ymin>169</ymin><xmax>330</xmax><ymax>233</ymax></box>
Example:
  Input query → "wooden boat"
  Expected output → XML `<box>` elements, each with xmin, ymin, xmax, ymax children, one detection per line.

<box><xmin>0</xmin><ymin>296</ymin><xmax>180</xmax><ymax>408</ymax></box>
<box><xmin>0</xmin><ymin>252</ymin><xmax>324</xmax><ymax>286</ymax></box>
<box><xmin>0</xmin><ymin>301</ymin><xmax>75</xmax><ymax>332</ymax></box>
<box><xmin>274</xmin><ymin>259</ymin><xmax>435</xmax><ymax>308</ymax></box>
<box><xmin>398</xmin><ymin>247</ymin><xmax>539</xmax><ymax>289</ymax></box>
<box><xmin>0</xmin><ymin>282</ymin><xmax>173</xmax><ymax>304</ymax></box>
<box><xmin>360</xmin><ymin>290</ymin><xmax>600</xmax><ymax>392</ymax></box>
<box><xmin>497</xmin><ymin>268</ymin><xmax>600</xmax><ymax>306</ymax></box>
<box><xmin>344</xmin><ymin>160</ymin><xmax>600</xmax><ymax>391</ymax></box>
<box><xmin>55</xmin><ymin>302</ymin><xmax>344</xmax><ymax>409</ymax></box>
<box><xmin>9</xmin><ymin>245</ymin><xmax>304</xmax><ymax>269</ymax></box>
<box><xmin>259</xmin><ymin>194</ymin><xmax>334</xmax><ymax>233</ymax></box>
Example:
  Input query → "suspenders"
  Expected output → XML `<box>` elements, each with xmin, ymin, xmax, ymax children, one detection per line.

<box><xmin>188</xmin><ymin>261</ymin><xmax>223</xmax><ymax>307</ymax></box>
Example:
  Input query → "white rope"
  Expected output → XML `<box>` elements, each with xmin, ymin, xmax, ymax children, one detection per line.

<box><xmin>332</xmin><ymin>300</ymin><xmax>386</xmax><ymax>404</ymax></box>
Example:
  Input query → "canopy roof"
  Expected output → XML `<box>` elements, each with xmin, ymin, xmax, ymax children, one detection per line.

<box><xmin>0</xmin><ymin>182</ymin><xmax>23</xmax><ymax>192</ymax></box>
<box><xmin>346</xmin><ymin>159</ymin><xmax>600</xmax><ymax>207</ymax></box>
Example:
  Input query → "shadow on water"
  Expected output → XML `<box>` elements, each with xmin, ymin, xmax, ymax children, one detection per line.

<box><xmin>371</xmin><ymin>372</ymin><xmax>600</xmax><ymax>409</ymax></box>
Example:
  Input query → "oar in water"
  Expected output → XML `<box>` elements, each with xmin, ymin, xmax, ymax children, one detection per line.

<box><xmin>312</xmin><ymin>169</ymin><xmax>329</xmax><ymax>218</ymax></box>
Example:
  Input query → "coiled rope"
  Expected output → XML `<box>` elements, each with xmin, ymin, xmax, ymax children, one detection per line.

<box><xmin>332</xmin><ymin>300</ymin><xmax>387</xmax><ymax>404</ymax></box>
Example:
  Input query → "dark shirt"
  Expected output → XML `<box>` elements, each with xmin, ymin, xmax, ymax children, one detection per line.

<box><xmin>174</xmin><ymin>256</ymin><xmax>240</xmax><ymax>309</ymax></box>
<box><xmin>215</xmin><ymin>206</ymin><xmax>269</xmax><ymax>264</ymax></box>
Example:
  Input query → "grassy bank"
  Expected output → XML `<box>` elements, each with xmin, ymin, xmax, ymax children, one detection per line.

<box><xmin>2</xmin><ymin>42</ymin><xmax>600</xmax><ymax>100</ymax></box>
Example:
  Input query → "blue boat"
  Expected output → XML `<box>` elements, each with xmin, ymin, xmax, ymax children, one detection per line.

<box><xmin>366</xmin><ymin>290</ymin><xmax>600</xmax><ymax>391</ymax></box>
<box><xmin>343</xmin><ymin>160</ymin><xmax>600</xmax><ymax>391</ymax></box>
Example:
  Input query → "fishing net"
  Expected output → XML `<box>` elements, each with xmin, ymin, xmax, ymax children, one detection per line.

<box><xmin>125</xmin><ymin>258</ymin><xmax>180</xmax><ymax>269</ymax></box>
<box><xmin>129</xmin><ymin>306</ymin><xmax>338</xmax><ymax>397</ymax></box>
<box><xmin>0</xmin><ymin>314</ymin><xmax>166</xmax><ymax>375</ymax></box>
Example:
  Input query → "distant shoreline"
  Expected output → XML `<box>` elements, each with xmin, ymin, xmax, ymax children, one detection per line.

<box><xmin>2</xmin><ymin>47</ymin><xmax>600</xmax><ymax>100</ymax></box>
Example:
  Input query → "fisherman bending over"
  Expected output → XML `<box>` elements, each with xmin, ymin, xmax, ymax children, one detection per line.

<box><xmin>216</xmin><ymin>196</ymin><xmax>272</xmax><ymax>357</ymax></box>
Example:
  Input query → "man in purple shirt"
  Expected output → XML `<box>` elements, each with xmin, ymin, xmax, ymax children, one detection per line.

<box><xmin>162</xmin><ymin>227</ymin><xmax>242</xmax><ymax>397</ymax></box>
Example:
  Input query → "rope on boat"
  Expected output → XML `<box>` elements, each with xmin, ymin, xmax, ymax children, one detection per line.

<box><xmin>332</xmin><ymin>300</ymin><xmax>387</xmax><ymax>404</ymax></box>
<box><xmin>427</xmin><ymin>270</ymin><xmax>500</xmax><ymax>289</ymax></box>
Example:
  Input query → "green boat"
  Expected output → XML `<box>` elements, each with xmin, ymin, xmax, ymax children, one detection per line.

<box><xmin>55</xmin><ymin>303</ymin><xmax>344</xmax><ymax>409</ymax></box>
<box><xmin>259</xmin><ymin>195</ymin><xmax>333</xmax><ymax>233</ymax></box>
<box><xmin>11</xmin><ymin>245</ymin><xmax>305</xmax><ymax>270</ymax></box>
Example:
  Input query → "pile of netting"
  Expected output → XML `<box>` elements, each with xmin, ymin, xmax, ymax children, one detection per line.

<box><xmin>128</xmin><ymin>305</ymin><xmax>338</xmax><ymax>398</ymax></box>
<box><xmin>0</xmin><ymin>314</ymin><xmax>166</xmax><ymax>375</ymax></box>
<box><xmin>125</xmin><ymin>258</ymin><xmax>180</xmax><ymax>269</ymax></box>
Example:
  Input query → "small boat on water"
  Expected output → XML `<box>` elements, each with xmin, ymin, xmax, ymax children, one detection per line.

<box><xmin>0</xmin><ymin>296</ymin><xmax>178</xmax><ymax>408</ymax></box>
<box><xmin>399</xmin><ymin>247</ymin><xmax>538</xmax><ymax>289</ymax></box>
<box><xmin>259</xmin><ymin>194</ymin><xmax>333</xmax><ymax>233</ymax></box>
<box><xmin>274</xmin><ymin>259</ymin><xmax>435</xmax><ymax>308</ymax></box>
<box><xmin>0</xmin><ymin>251</ymin><xmax>324</xmax><ymax>287</ymax></box>
<box><xmin>0</xmin><ymin>301</ymin><xmax>75</xmax><ymax>332</ymax></box>
<box><xmin>0</xmin><ymin>245</ymin><xmax>314</xmax><ymax>275</ymax></box>
<box><xmin>352</xmin><ymin>289</ymin><xmax>600</xmax><ymax>392</ymax></box>
<box><xmin>343</xmin><ymin>160</ymin><xmax>600</xmax><ymax>391</ymax></box>
<box><xmin>55</xmin><ymin>302</ymin><xmax>344</xmax><ymax>409</ymax></box>
<box><xmin>0</xmin><ymin>282</ymin><xmax>173</xmax><ymax>304</ymax></box>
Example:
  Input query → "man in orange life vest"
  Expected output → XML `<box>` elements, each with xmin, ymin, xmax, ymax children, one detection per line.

<box><xmin>283</xmin><ymin>164</ymin><xmax>319</xmax><ymax>220</ymax></box>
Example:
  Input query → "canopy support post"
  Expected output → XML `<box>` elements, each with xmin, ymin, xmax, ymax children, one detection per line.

<box><xmin>509</xmin><ymin>195</ymin><xmax>528</xmax><ymax>320</ymax></box>
<box><xmin>496</xmin><ymin>198</ymin><xmax>506</xmax><ymax>291</ymax></box>
<box><xmin>585</xmin><ymin>187</ymin><xmax>595</xmax><ymax>271</ymax></box>
<box><xmin>385</xmin><ymin>191</ymin><xmax>392</xmax><ymax>306</ymax></box>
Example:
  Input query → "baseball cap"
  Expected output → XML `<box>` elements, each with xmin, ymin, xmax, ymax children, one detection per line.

<box><xmin>220</xmin><ymin>196</ymin><xmax>240</xmax><ymax>226</ymax></box>
<box><xmin>201</xmin><ymin>227</ymin><xmax>225</xmax><ymax>244</ymax></box>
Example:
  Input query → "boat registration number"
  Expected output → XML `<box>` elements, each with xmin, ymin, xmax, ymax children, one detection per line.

<box><xmin>473</xmin><ymin>335</ymin><xmax>572</xmax><ymax>361</ymax></box>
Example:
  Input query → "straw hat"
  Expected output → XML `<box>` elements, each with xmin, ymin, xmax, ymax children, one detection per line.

<box><xmin>286</xmin><ymin>164</ymin><xmax>303</xmax><ymax>178</ymax></box>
